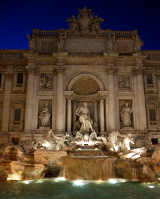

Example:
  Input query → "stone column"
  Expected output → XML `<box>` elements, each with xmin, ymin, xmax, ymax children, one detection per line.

<box><xmin>137</xmin><ymin>72</ymin><xmax>147</xmax><ymax>130</ymax></box>
<box><xmin>108</xmin><ymin>69</ymin><xmax>117</xmax><ymax>131</ymax></box>
<box><xmin>2</xmin><ymin>72</ymin><xmax>12</xmax><ymax>132</ymax></box>
<box><xmin>99</xmin><ymin>99</ymin><xmax>105</xmax><ymax>133</ymax></box>
<box><xmin>55</xmin><ymin>67</ymin><xmax>65</xmax><ymax>134</ymax></box>
<box><xmin>67</xmin><ymin>98</ymin><xmax>72</xmax><ymax>133</ymax></box>
<box><xmin>24</xmin><ymin>64</ymin><xmax>37</xmax><ymax>132</ymax></box>
<box><xmin>133</xmin><ymin>62</ymin><xmax>147</xmax><ymax>130</ymax></box>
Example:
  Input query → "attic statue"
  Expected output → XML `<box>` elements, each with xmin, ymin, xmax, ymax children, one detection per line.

<box><xmin>67</xmin><ymin>7</ymin><xmax>103</xmax><ymax>33</ymax></box>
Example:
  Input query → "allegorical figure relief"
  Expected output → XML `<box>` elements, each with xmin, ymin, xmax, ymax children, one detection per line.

<box><xmin>75</xmin><ymin>102</ymin><xmax>93</xmax><ymax>133</ymax></box>
<box><xmin>119</xmin><ymin>76</ymin><xmax>130</xmax><ymax>89</ymax></box>
<box><xmin>40</xmin><ymin>73</ymin><xmax>52</xmax><ymax>89</ymax></box>
<box><xmin>120</xmin><ymin>102</ymin><xmax>132</xmax><ymax>128</ymax></box>
<box><xmin>39</xmin><ymin>103</ymin><xmax>51</xmax><ymax>128</ymax></box>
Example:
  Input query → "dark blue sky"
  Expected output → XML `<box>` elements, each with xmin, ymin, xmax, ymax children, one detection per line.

<box><xmin>1</xmin><ymin>0</ymin><xmax>160</xmax><ymax>50</ymax></box>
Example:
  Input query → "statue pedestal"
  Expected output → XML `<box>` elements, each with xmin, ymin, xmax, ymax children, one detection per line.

<box><xmin>39</xmin><ymin>127</ymin><xmax>50</xmax><ymax>130</ymax></box>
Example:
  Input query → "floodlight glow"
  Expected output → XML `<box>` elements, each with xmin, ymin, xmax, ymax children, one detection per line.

<box><xmin>7</xmin><ymin>173</ymin><xmax>22</xmax><ymax>181</ymax></box>
<box><xmin>54</xmin><ymin>177</ymin><xmax>66</xmax><ymax>182</ymax></box>
<box><xmin>72</xmin><ymin>180</ymin><xmax>86</xmax><ymax>186</ymax></box>
<box><xmin>42</xmin><ymin>141</ymin><xmax>52</xmax><ymax>149</ymax></box>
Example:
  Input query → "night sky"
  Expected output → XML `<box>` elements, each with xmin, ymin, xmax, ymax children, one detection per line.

<box><xmin>1</xmin><ymin>0</ymin><xmax>160</xmax><ymax>50</ymax></box>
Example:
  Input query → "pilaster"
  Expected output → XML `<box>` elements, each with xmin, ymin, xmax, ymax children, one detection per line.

<box><xmin>2</xmin><ymin>71</ymin><xmax>13</xmax><ymax>132</ymax></box>
<box><xmin>24</xmin><ymin>63</ymin><xmax>37</xmax><ymax>132</ymax></box>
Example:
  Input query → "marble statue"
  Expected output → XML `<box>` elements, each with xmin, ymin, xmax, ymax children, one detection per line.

<box><xmin>67</xmin><ymin>15</ymin><xmax>79</xmax><ymax>32</ymax></box>
<box><xmin>91</xmin><ymin>15</ymin><xmax>104</xmax><ymax>32</ymax></box>
<box><xmin>120</xmin><ymin>102</ymin><xmax>132</xmax><ymax>128</ymax></box>
<box><xmin>39</xmin><ymin>103</ymin><xmax>51</xmax><ymax>128</ymax></box>
<box><xmin>89</xmin><ymin>130</ymin><xmax>97</xmax><ymax>142</ymax></box>
<box><xmin>75</xmin><ymin>102</ymin><xmax>93</xmax><ymax>133</ymax></box>
<box><xmin>121</xmin><ymin>134</ymin><xmax>134</xmax><ymax>152</ymax></box>
<box><xmin>108</xmin><ymin>131</ymin><xmax>120</xmax><ymax>152</ymax></box>
<box><xmin>75</xmin><ymin>131</ymin><xmax>83</xmax><ymax>143</ymax></box>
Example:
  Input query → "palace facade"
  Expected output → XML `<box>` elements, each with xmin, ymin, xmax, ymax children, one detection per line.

<box><xmin>0</xmin><ymin>7</ymin><xmax>160</xmax><ymax>147</ymax></box>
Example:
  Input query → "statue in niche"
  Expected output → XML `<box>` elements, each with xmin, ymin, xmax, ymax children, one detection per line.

<box><xmin>120</xmin><ymin>102</ymin><xmax>133</xmax><ymax>128</ymax></box>
<box><xmin>75</xmin><ymin>102</ymin><xmax>93</xmax><ymax>133</ymax></box>
<box><xmin>39</xmin><ymin>103</ymin><xmax>51</xmax><ymax>128</ymax></box>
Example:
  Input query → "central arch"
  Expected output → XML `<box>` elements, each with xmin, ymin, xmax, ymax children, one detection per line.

<box><xmin>68</xmin><ymin>73</ymin><xmax>104</xmax><ymax>95</ymax></box>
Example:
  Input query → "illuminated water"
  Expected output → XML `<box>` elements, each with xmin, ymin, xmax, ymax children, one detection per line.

<box><xmin>1</xmin><ymin>178</ymin><xmax>160</xmax><ymax>199</ymax></box>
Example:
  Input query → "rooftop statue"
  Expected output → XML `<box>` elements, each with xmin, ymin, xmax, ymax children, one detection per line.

<box><xmin>67</xmin><ymin>7</ymin><xmax>104</xmax><ymax>34</ymax></box>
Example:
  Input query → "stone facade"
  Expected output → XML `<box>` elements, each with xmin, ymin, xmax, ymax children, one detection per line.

<box><xmin>0</xmin><ymin>7</ymin><xmax>160</xmax><ymax>146</ymax></box>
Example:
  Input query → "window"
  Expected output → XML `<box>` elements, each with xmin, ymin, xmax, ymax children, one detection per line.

<box><xmin>16</xmin><ymin>73</ymin><xmax>23</xmax><ymax>86</ymax></box>
<box><xmin>14</xmin><ymin>109</ymin><xmax>21</xmax><ymax>122</ymax></box>
<box><xmin>147</xmin><ymin>74</ymin><xmax>153</xmax><ymax>87</ymax></box>
<box><xmin>151</xmin><ymin>138</ymin><xmax>158</xmax><ymax>145</ymax></box>
<box><xmin>149</xmin><ymin>109</ymin><xmax>156</xmax><ymax>121</ymax></box>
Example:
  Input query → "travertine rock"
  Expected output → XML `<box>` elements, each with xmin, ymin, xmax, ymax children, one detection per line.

<box><xmin>8</xmin><ymin>161</ymin><xmax>46</xmax><ymax>180</ymax></box>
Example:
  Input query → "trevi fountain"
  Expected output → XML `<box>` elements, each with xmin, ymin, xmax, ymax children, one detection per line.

<box><xmin>1</xmin><ymin>6</ymin><xmax>160</xmax><ymax>199</ymax></box>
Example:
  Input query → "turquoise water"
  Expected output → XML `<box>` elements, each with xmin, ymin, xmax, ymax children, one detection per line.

<box><xmin>1</xmin><ymin>178</ymin><xmax>160</xmax><ymax>199</ymax></box>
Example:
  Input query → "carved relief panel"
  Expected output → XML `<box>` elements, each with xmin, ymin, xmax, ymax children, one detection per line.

<box><xmin>118</xmin><ymin>75</ymin><xmax>131</xmax><ymax>90</ymax></box>
<box><xmin>39</xmin><ymin>73</ymin><xmax>53</xmax><ymax>90</ymax></box>
<box><xmin>38</xmin><ymin>100</ymin><xmax>52</xmax><ymax>129</ymax></box>
<box><xmin>119</xmin><ymin>100</ymin><xmax>134</xmax><ymax>129</ymax></box>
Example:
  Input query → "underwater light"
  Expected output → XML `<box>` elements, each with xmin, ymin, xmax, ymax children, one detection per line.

<box><xmin>35</xmin><ymin>179</ymin><xmax>44</xmax><ymax>183</ymax></box>
<box><xmin>148</xmin><ymin>185</ymin><xmax>155</xmax><ymax>189</ymax></box>
<box><xmin>22</xmin><ymin>180</ymin><xmax>33</xmax><ymax>184</ymax></box>
<box><xmin>95</xmin><ymin>180</ymin><xmax>104</xmax><ymax>184</ymax></box>
<box><xmin>107</xmin><ymin>178</ymin><xmax>119</xmax><ymax>184</ymax></box>
<box><xmin>107</xmin><ymin>178</ymin><xmax>128</xmax><ymax>184</ymax></box>
<box><xmin>54</xmin><ymin>177</ymin><xmax>66</xmax><ymax>182</ymax></box>
<box><xmin>72</xmin><ymin>180</ymin><xmax>86</xmax><ymax>186</ymax></box>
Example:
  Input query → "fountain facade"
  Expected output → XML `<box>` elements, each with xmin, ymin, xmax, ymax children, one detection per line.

<box><xmin>0</xmin><ymin>7</ymin><xmax>160</xmax><ymax>183</ymax></box>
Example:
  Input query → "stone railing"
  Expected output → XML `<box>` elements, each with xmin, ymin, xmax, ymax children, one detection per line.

<box><xmin>113</xmin><ymin>31</ymin><xmax>137</xmax><ymax>40</ymax></box>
